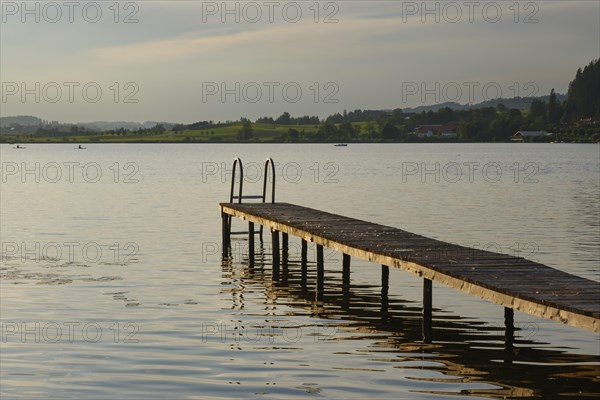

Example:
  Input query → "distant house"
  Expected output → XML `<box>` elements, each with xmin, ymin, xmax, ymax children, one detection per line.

<box><xmin>415</xmin><ymin>125</ymin><xmax>438</xmax><ymax>138</ymax></box>
<box><xmin>414</xmin><ymin>123</ymin><xmax>457</xmax><ymax>138</ymax></box>
<box><xmin>511</xmin><ymin>131</ymin><xmax>549</xmax><ymax>142</ymax></box>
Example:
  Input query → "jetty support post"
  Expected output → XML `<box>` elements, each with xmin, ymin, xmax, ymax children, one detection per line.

<box><xmin>301</xmin><ymin>239</ymin><xmax>308</xmax><ymax>288</ymax></box>
<box><xmin>248</xmin><ymin>222</ymin><xmax>255</xmax><ymax>266</ymax></box>
<box><xmin>504</xmin><ymin>307</ymin><xmax>515</xmax><ymax>351</ymax></box>
<box><xmin>342</xmin><ymin>254</ymin><xmax>351</xmax><ymax>306</ymax></box>
<box><xmin>316</xmin><ymin>244</ymin><xmax>324</xmax><ymax>300</ymax></box>
<box><xmin>381</xmin><ymin>265</ymin><xmax>389</xmax><ymax>321</ymax></box>
<box><xmin>271</xmin><ymin>229</ymin><xmax>280</xmax><ymax>280</ymax></box>
<box><xmin>221</xmin><ymin>211</ymin><xmax>230</xmax><ymax>257</ymax></box>
<box><xmin>423</xmin><ymin>278</ymin><xmax>433</xmax><ymax>343</ymax></box>
<box><xmin>282</xmin><ymin>233</ymin><xmax>289</xmax><ymax>281</ymax></box>
<box><xmin>342</xmin><ymin>254</ymin><xmax>351</xmax><ymax>287</ymax></box>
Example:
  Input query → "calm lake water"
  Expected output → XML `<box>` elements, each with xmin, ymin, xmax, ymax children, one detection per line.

<box><xmin>1</xmin><ymin>143</ymin><xmax>599</xmax><ymax>399</ymax></box>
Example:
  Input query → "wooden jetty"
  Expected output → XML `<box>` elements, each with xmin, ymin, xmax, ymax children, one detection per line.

<box><xmin>219</xmin><ymin>158</ymin><xmax>599</xmax><ymax>341</ymax></box>
<box><xmin>220</xmin><ymin>202</ymin><xmax>599</xmax><ymax>336</ymax></box>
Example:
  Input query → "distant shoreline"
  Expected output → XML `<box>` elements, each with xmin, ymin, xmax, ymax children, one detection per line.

<box><xmin>3</xmin><ymin>140</ymin><xmax>598</xmax><ymax>145</ymax></box>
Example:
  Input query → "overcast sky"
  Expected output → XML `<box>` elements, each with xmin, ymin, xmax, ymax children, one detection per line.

<box><xmin>1</xmin><ymin>1</ymin><xmax>598</xmax><ymax>123</ymax></box>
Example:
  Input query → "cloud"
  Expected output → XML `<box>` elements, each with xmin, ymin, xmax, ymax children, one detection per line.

<box><xmin>84</xmin><ymin>14</ymin><xmax>434</xmax><ymax>68</ymax></box>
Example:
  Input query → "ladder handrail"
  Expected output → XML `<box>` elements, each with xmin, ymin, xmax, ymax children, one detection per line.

<box><xmin>262</xmin><ymin>158</ymin><xmax>276</xmax><ymax>204</ymax></box>
<box><xmin>226</xmin><ymin>157</ymin><xmax>275</xmax><ymax>241</ymax></box>
<box><xmin>229</xmin><ymin>157</ymin><xmax>244</xmax><ymax>204</ymax></box>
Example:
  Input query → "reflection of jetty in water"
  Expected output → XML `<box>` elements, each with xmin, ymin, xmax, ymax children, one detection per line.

<box><xmin>221</xmin><ymin>240</ymin><xmax>600</xmax><ymax>399</ymax></box>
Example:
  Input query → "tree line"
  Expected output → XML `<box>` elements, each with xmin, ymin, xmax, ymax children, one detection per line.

<box><xmin>238</xmin><ymin>59</ymin><xmax>599</xmax><ymax>143</ymax></box>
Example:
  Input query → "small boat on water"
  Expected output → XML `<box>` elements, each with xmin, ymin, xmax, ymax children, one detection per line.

<box><xmin>14</xmin><ymin>144</ymin><xmax>25</xmax><ymax>149</ymax></box>
<box><xmin>334</xmin><ymin>143</ymin><xmax>348</xmax><ymax>147</ymax></box>
<box><xmin>76</xmin><ymin>145</ymin><xmax>87</xmax><ymax>149</ymax></box>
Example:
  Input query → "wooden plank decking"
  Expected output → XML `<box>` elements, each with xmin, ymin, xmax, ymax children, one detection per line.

<box><xmin>220</xmin><ymin>202</ymin><xmax>600</xmax><ymax>333</ymax></box>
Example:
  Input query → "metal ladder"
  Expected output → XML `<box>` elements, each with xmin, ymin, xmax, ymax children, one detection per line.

<box><xmin>227</xmin><ymin>157</ymin><xmax>275</xmax><ymax>240</ymax></box>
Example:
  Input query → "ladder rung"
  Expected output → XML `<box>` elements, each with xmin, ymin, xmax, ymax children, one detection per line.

<box><xmin>232</xmin><ymin>195</ymin><xmax>264</xmax><ymax>199</ymax></box>
<box><xmin>230</xmin><ymin>231</ymin><xmax>262</xmax><ymax>235</ymax></box>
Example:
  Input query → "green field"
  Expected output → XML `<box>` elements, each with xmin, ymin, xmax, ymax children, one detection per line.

<box><xmin>176</xmin><ymin>123</ymin><xmax>321</xmax><ymax>142</ymax></box>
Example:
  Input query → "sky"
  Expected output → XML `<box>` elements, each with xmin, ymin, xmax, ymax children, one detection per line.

<box><xmin>1</xmin><ymin>0</ymin><xmax>599</xmax><ymax>124</ymax></box>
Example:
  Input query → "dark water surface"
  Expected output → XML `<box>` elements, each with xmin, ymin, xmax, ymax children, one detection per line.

<box><xmin>1</xmin><ymin>143</ymin><xmax>599</xmax><ymax>399</ymax></box>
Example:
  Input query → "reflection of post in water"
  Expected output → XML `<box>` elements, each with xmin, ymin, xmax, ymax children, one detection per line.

<box><xmin>221</xmin><ymin>252</ymin><xmax>233</xmax><ymax>274</ymax></box>
<box><xmin>381</xmin><ymin>265</ymin><xmax>389</xmax><ymax>323</ymax></box>
<box><xmin>254</xmin><ymin>240</ymin><xmax>267</xmax><ymax>273</ymax></box>
<box><xmin>221</xmin><ymin>252</ymin><xmax>246</xmax><ymax>311</ymax></box>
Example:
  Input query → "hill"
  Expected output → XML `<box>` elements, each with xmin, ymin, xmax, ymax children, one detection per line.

<box><xmin>0</xmin><ymin>115</ymin><xmax>43</xmax><ymax>127</ymax></box>
<box><xmin>401</xmin><ymin>94</ymin><xmax>568</xmax><ymax>113</ymax></box>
